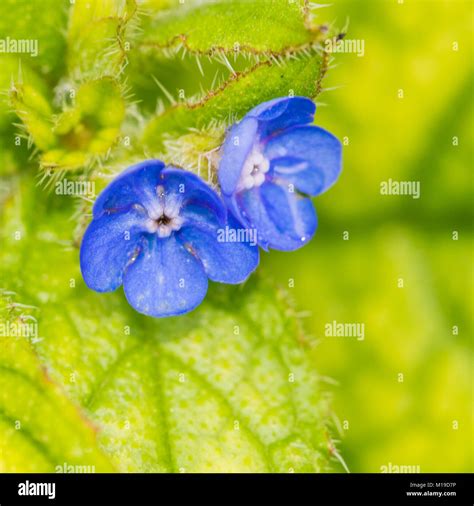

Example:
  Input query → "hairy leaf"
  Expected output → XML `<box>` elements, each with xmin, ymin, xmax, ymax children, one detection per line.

<box><xmin>0</xmin><ymin>293</ymin><xmax>114</xmax><ymax>473</ymax></box>
<box><xmin>138</xmin><ymin>0</ymin><xmax>320</xmax><ymax>54</ymax></box>
<box><xmin>67</xmin><ymin>0</ymin><xmax>137</xmax><ymax>79</ymax></box>
<box><xmin>0</xmin><ymin>178</ymin><xmax>339</xmax><ymax>473</ymax></box>
<box><xmin>143</xmin><ymin>52</ymin><xmax>327</xmax><ymax>154</ymax></box>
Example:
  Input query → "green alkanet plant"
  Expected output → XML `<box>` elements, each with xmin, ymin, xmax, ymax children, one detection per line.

<box><xmin>80</xmin><ymin>97</ymin><xmax>341</xmax><ymax>316</ymax></box>
<box><xmin>0</xmin><ymin>0</ymin><xmax>347</xmax><ymax>474</ymax></box>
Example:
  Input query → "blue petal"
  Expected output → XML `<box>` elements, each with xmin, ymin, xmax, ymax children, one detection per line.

<box><xmin>122</xmin><ymin>235</ymin><xmax>208</xmax><ymax>317</ymax></box>
<box><xmin>237</xmin><ymin>182</ymin><xmax>317</xmax><ymax>251</ymax></box>
<box><xmin>180</xmin><ymin>201</ymin><xmax>223</xmax><ymax>230</ymax></box>
<box><xmin>80</xmin><ymin>207</ymin><xmax>148</xmax><ymax>292</ymax></box>
<box><xmin>264</xmin><ymin>126</ymin><xmax>342</xmax><ymax>195</ymax></box>
<box><xmin>176</xmin><ymin>216</ymin><xmax>259</xmax><ymax>284</ymax></box>
<box><xmin>218</xmin><ymin>117</ymin><xmax>259</xmax><ymax>196</ymax></box>
<box><xmin>248</xmin><ymin>96</ymin><xmax>316</xmax><ymax>138</ymax></box>
<box><xmin>161</xmin><ymin>167</ymin><xmax>226</xmax><ymax>226</ymax></box>
<box><xmin>218</xmin><ymin>98</ymin><xmax>317</xmax><ymax>196</ymax></box>
<box><xmin>93</xmin><ymin>160</ymin><xmax>166</xmax><ymax>217</ymax></box>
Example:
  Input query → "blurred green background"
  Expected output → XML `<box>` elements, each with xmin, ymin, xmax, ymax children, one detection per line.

<box><xmin>262</xmin><ymin>0</ymin><xmax>473</xmax><ymax>472</ymax></box>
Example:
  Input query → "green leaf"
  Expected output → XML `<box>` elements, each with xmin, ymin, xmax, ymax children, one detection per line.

<box><xmin>2</xmin><ymin>58</ymin><xmax>54</xmax><ymax>175</ymax></box>
<box><xmin>138</xmin><ymin>0</ymin><xmax>321</xmax><ymax>54</ymax></box>
<box><xmin>142</xmin><ymin>52</ymin><xmax>327</xmax><ymax>156</ymax></box>
<box><xmin>0</xmin><ymin>57</ymin><xmax>49</xmax><ymax>131</ymax></box>
<box><xmin>0</xmin><ymin>293</ymin><xmax>114</xmax><ymax>473</ymax></box>
<box><xmin>9</xmin><ymin>82</ymin><xmax>56</xmax><ymax>151</ymax></box>
<box><xmin>0</xmin><ymin>177</ymin><xmax>340</xmax><ymax>473</ymax></box>
<box><xmin>67</xmin><ymin>0</ymin><xmax>137</xmax><ymax>79</ymax></box>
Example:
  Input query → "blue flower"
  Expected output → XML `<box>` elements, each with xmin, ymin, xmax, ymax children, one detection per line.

<box><xmin>80</xmin><ymin>160</ymin><xmax>259</xmax><ymax>317</ymax></box>
<box><xmin>218</xmin><ymin>96</ymin><xmax>342</xmax><ymax>251</ymax></box>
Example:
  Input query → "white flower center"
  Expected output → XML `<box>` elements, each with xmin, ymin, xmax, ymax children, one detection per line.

<box><xmin>237</xmin><ymin>148</ymin><xmax>270</xmax><ymax>191</ymax></box>
<box><xmin>145</xmin><ymin>185</ymin><xmax>184</xmax><ymax>238</ymax></box>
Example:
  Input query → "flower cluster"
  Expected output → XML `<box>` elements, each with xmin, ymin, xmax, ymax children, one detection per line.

<box><xmin>80</xmin><ymin>97</ymin><xmax>342</xmax><ymax>317</ymax></box>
